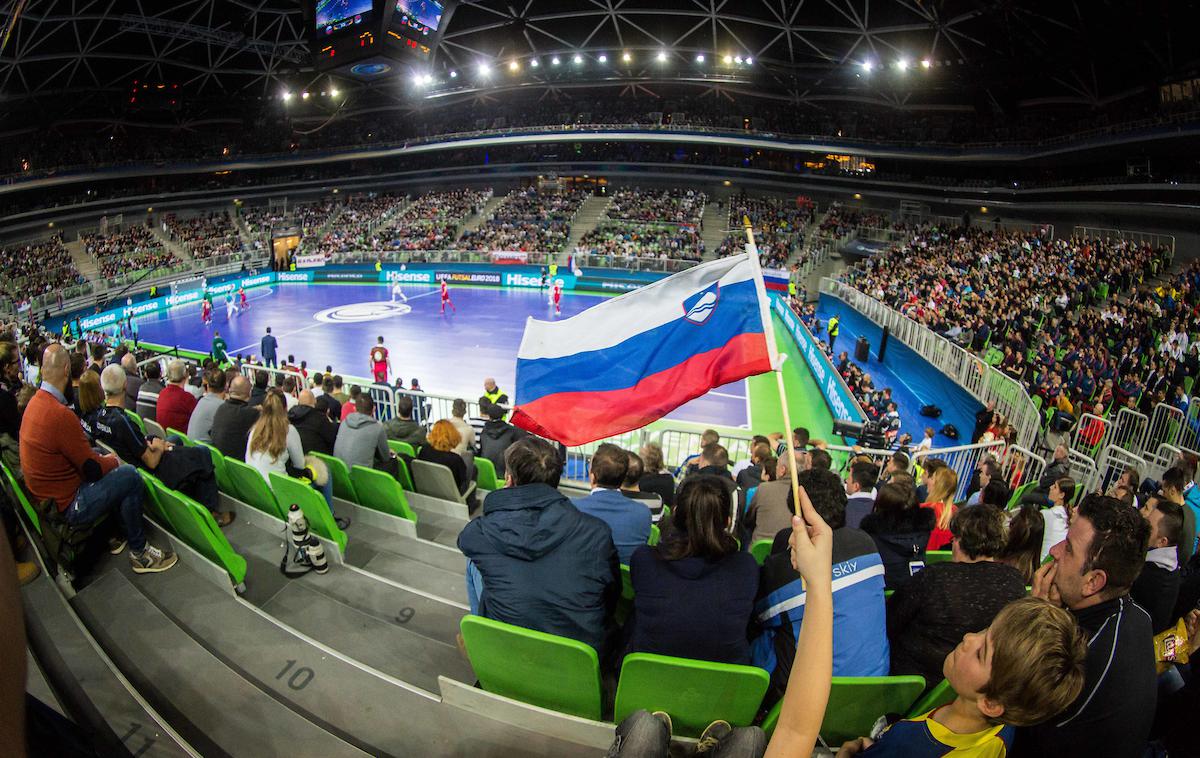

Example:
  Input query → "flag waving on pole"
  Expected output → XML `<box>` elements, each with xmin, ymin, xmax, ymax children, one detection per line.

<box><xmin>511</xmin><ymin>253</ymin><xmax>778</xmax><ymax>446</ymax></box>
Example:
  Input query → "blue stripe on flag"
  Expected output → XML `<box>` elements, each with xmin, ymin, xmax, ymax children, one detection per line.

<box><xmin>516</xmin><ymin>278</ymin><xmax>764</xmax><ymax>404</ymax></box>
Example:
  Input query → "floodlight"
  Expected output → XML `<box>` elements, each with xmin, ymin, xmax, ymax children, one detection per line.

<box><xmin>551</xmin><ymin>56</ymin><xmax>561</xmax><ymax>65</ymax></box>
<box><xmin>896</xmin><ymin>58</ymin><xmax>909</xmax><ymax>71</ymax></box>
<box><xmin>622</xmin><ymin>51</ymin><xmax>632</xmax><ymax>62</ymax></box>
<box><xmin>329</xmin><ymin>88</ymin><xmax>339</xmax><ymax>97</ymax></box>
<box><xmin>301</xmin><ymin>91</ymin><xmax>310</xmax><ymax>99</ymax></box>
<box><xmin>573</xmin><ymin>54</ymin><xmax>583</xmax><ymax>64</ymax></box>
<box><xmin>509</xmin><ymin>60</ymin><xmax>519</xmax><ymax>71</ymax></box>
<box><xmin>530</xmin><ymin>58</ymin><xmax>539</xmax><ymax>67</ymax></box>
<box><xmin>723</xmin><ymin>54</ymin><xmax>733</xmax><ymax>64</ymax></box>
<box><xmin>656</xmin><ymin>50</ymin><xmax>668</xmax><ymax>62</ymax></box>
<box><xmin>598</xmin><ymin>54</ymin><xmax>607</xmax><ymax>63</ymax></box>
<box><xmin>696</xmin><ymin>53</ymin><xmax>705</xmax><ymax>63</ymax></box>
<box><xmin>282</xmin><ymin>91</ymin><xmax>293</xmax><ymax>101</ymax></box>
<box><xmin>745</xmin><ymin>57</ymin><xmax>753</xmax><ymax>65</ymax></box>
<box><xmin>734</xmin><ymin>55</ymin><xmax>743</xmax><ymax>64</ymax></box>
<box><xmin>921</xmin><ymin>58</ymin><xmax>932</xmax><ymax>69</ymax></box>
<box><xmin>478</xmin><ymin>62</ymin><xmax>491</xmax><ymax>76</ymax></box>
<box><xmin>861</xmin><ymin>60</ymin><xmax>873</xmax><ymax>72</ymax></box>
<box><xmin>449</xmin><ymin>70</ymin><xmax>457</xmax><ymax>78</ymax></box>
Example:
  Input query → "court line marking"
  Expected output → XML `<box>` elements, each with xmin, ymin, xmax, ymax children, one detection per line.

<box><xmin>228</xmin><ymin>288</ymin><xmax>440</xmax><ymax>355</ymax></box>
<box><xmin>707</xmin><ymin>390</ymin><xmax>747</xmax><ymax>400</ymax></box>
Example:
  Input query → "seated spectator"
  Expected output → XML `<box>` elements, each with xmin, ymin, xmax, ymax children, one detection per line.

<box><xmin>676</xmin><ymin>429</ymin><xmax>719</xmax><ymax>477</ymax></box>
<box><xmin>155</xmin><ymin>359</ymin><xmax>198</xmax><ymax>434</ymax></box>
<box><xmin>247</xmin><ymin>390</ymin><xmax>335</xmax><ymax>514</ymax></box>
<box><xmin>1153</xmin><ymin>467</ymin><xmax>1196</xmax><ymax>565</ymax></box>
<box><xmin>1016</xmin><ymin>495</ymin><xmax>1155</xmax><ymax>757</ymax></box>
<box><xmin>1000</xmin><ymin>504</ymin><xmax>1045</xmax><ymax>586</ymax></box>
<box><xmin>921</xmin><ymin>466</ymin><xmax>958</xmax><ymax>550</ymax></box>
<box><xmin>744</xmin><ymin>449</ymin><xmax>808</xmax><ymax>544</ymax></box>
<box><xmin>288</xmin><ymin>389</ymin><xmax>338</xmax><ymax>456</ymax></box>
<box><xmin>964</xmin><ymin>460</ymin><xmax>1001</xmax><ymax>507</ymax></box>
<box><xmin>1040</xmin><ymin>477</ymin><xmax>1076</xmax><ymax>561</ymax></box>
<box><xmin>333</xmin><ymin>394</ymin><xmax>391</xmax><ymax>472</ymax></box>
<box><xmin>572</xmin><ymin>444</ymin><xmax>651</xmax><ymax>565</ymax></box>
<box><xmin>1130</xmin><ymin>499</ymin><xmax>1184</xmax><ymax>634</ymax></box>
<box><xmin>979</xmin><ymin>478</ymin><xmax>1012</xmax><ymax>508</ymax></box>
<box><xmin>888</xmin><ymin>505</ymin><xmax>1027</xmax><ymax>688</ymax></box>
<box><xmin>844</xmin><ymin>460</ymin><xmax>879</xmax><ymax>529</ymax></box>
<box><xmin>248</xmin><ymin>370</ymin><xmax>270</xmax><ymax>407</ymax></box>
<box><xmin>1022</xmin><ymin>445</ymin><xmax>1071</xmax><ymax>506</ymax></box>
<box><xmin>186</xmin><ymin>369</ymin><xmax>226</xmax><ymax>444</ymax></box>
<box><xmin>837</xmin><ymin>598</ymin><xmax>1087</xmax><ymax>758</ymax></box>
<box><xmin>417</xmin><ymin>420</ymin><xmax>472</xmax><ymax>495</ymax></box>
<box><xmin>636</xmin><ymin>441</ymin><xmax>675</xmax><ymax>507</ymax></box>
<box><xmin>120</xmin><ymin>353</ymin><xmax>143</xmax><ymax>411</ymax></box>
<box><xmin>625</xmin><ymin>476</ymin><xmax>759</xmax><ymax>664</ymax></box>
<box><xmin>733</xmin><ymin>439</ymin><xmax>772</xmax><ymax>490</ymax></box>
<box><xmin>135</xmin><ymin>361</ymin><xmax>163</xmax><ymax>420</ymax></box>
<box><xmin>681</xmin><ymin>443</ymin><xmax>736</xmax><ymax>497</ymax></box>
<box><xmin>860</xmin><ymin>480</ymin><xmax>935</xmax><ymax>590</ymax></box>
<box><xmin>447</xmin><ymin>398</ymin><xmax>475</xmax><ymax>455</ymax></box>
<box><xmin>458</xmin><ymin>437</ymin><xmax>620</xmax><ymax>654</ymax></box>
<box><xmin>87</xmin><ymin>367</ymin><xmax>230</xmax><ymax>525</ymax></box>
<box><xmin>20</xmin><ymin>344</ymin><xmax>176</xmax><ymax>573</ymax></box>
<box><xmin>753</xmin><ymin>468</ymin><xmax>889</xmax><ymax>703</ymax></box>
<box><xmin>620</xmin><ymin>451</ymin><xmax>664</xmax><ymax>520</ymax></box>
<box><xmin>321</xmin><ymin>377</ymin><xmax>342</xmax><ymax>420</ymax></box>
<box><xmin>339</xmin><ymin>384</ymin><xmax>361</xmax><ymax>421</ymax></box>
<box><xmin>210</xmin><ymin>375</ymin><xmax>260</xmax><ymax>461</ymax></box>
<box><xmin>384</xmin><ymin>394</ymin><xmax>427</xmax><ymax>448</ymax></box>
<box><xmin>478</xmin><ymin>400</ymin><xmax>525</xmax><ymax>478</ymax></box>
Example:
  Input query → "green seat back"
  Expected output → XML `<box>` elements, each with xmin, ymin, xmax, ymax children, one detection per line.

<box><xmin>474</xmin><ymin>455</ymin><xmax>500</xmax><ymax>490</ymax></box>
<box><xmin>906</xmin><ymin>679</ymin><xmax>955</xmax><ymax>718</ymax></box>
<box><xmin>223</xmin><ymin>456</ymin><xmax>285</xmax><ymax>519</ymax></box>
<box><xmin>312</xmin><ymin>452</ymin><xmax>359</xmax><ymax>504</ymax></box>
<box><xmin>269</xmin><ymin>473</ymin><xmax>347</xmax><ymax>553</ymax></box>
<box><xmin>166</xmin><ymin>428</ymin><xmax>194</xmax><ymax>446</ymax></box>
<box><xmin>459</xmin><ymin>614</ymin><xmax>602</xmax><ymax>720</ymax></box>
<box><xmin>200</xmin><ymin>443</ymin><xmax>236</xmax><ymax>496</ymax></box>
<box><xmin>388</xmin><ymin>440</ymin><xmax>417</xmax><ymax>458</ymax></box>
<box><xmin>1007</xmin><ymin>481</ymin><xmax>1036</xmax><ymax>510</ymax></box>
<box><xmin>136</xmin><ymin>470</ymin><xmax>180</xmax><ymax>535</ymax></box>
<box><xmin>884</xmin><ymin>589</ymin><xmax>894</xmax><ymax>599</ymax></box>
<box><xmin>615</xmin><ymin>563</ymin><xmax>634</xmax><ymax>626</ymax></box>
<box><xmin>124</xmin><ymin>408</ymin><xmax>145</xmax><ymax>433</ymax></box>
<box><xmin>349</xmin><ymin>465</ymin><xmax>418</xmax><ymax>523</ymax></box>
<box><xmin>614</xmin><ymin>653</ymin><xmax>770</xmax><ymax>737</ymax></box>
<box><xmin>0</xmin><ymin>461</ymin><xmax>40</xmax><ymax>534</ymax></box>
<box><xmin>750</xmin><ymin>539</ymin><xmax>773</xmax><ymax>565</ymax></box>
<box><xmin>924</xmin><ymin>550</ymin><xmax>953</xmax><ymax>565</ymax></box>
<box><xmin>648</xmin><ymin>524</ymin><xmax>661</xmax><ymax>546</ymax></box>
<box><xmin>763</xmin><ymin>676</ymin><xmax>926</xmax><ymax>742</ymax></box>
<box><xmin>154</xmin><ymin>480</ymin><xmax>247</xmax><ymax>587</ymax></box>
<box><xmin>143</xmin><ymin>418</ymin><xmax>167</xmax><ymax>440</ymax></box>
<box><xmin>391</xmin><ymin>455</ymin><xmax>414</xmax><ymax>491</ymax></box>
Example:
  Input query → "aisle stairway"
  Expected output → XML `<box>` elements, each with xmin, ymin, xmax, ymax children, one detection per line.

<box><xmin>563</xmin><ymin>194</ymin><xmax>612</xmax><ymax>251</ymax></box>
<box><xmin>65</xmin><ymin>238</ymin><xmax>99</xmax><ymax>284</ymax></box>
<box><xmin>700</xmin><ymin>201</ymin><xmax>730</xmax><ymax>260</ymax></box>
<box><xmin>148</xmin><ymin>224</ymin><xmax>193</xmax><ymax>264</ymax></box>
<box><xmin>454</xmin><ymin>194</ymin><xmax>507</xmax><ymax>240</ymax></box>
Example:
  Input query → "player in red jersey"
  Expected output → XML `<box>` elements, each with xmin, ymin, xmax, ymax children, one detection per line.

<box><xmin>552</xmin><ymin>281</ymin><xmax>562</xmax><ymax>315</ymax></box>
<box><xmin>370</xmin><ymin>336</ymin><xmax>391</xmax><ymax>384</ymax></box>
<box><xmin>239</xmin><ymin>287</ymin><xmax>249</xmax><ymax>311</ymax></box>
<box><xmin>440</xmin><ymin>279</ymin><xmax>456</xmax><ymax>314</ymax></box>
<box><xmin>201</xmin><ymin>298</ymin><xmax>212</xmax><ymax>324</ymax></box>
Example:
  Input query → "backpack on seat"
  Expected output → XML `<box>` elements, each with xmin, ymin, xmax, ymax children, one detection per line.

<box><xmin>36</xmin><ymin>497</ymin><xmax>106</xmax><ymax>580</ymax></box>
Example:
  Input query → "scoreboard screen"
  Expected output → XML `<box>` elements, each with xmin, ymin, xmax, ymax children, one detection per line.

<box><xmin>395</xmin><ymin>0</ymin><xmax>444</xmax><ymax>34</ymax></box>
<box><xmin>312</xmin><ymin>0</ymin><xmax>457</xmax><ymax>78</ymax></box>
<box><xmin>315</xmin><ymin>0</ymin><xmax>372</xmax><ymax>34</ymax></box>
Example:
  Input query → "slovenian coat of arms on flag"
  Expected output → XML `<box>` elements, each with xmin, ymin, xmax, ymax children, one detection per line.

<box><xmin>510</xmin><ymin>252</ymin><xmax>778</xmax><ymax>446</ymax></box>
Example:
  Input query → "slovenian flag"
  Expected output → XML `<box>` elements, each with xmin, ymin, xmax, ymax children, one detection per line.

<box><xmin>511</xmin><ymin>253</ymin><xmax>778</xmax><ymax>446</ymax></box>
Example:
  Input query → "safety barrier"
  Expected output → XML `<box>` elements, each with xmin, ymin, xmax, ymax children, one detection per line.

<box><xmin>1179</xmin><ymin>399</ymin><xmax>1200</xmax><ymax>451</ymax></box>
<box><xmin>1066</xmin><ymin>449</ymin><xmax>1100</xmax><ymax>494</ymax></box>
<box><xmin>820</xmin><ymin>278</ymin><xmax>1041</xmax><ymax>449</ymax></box>
<box><xmin>1146</xmin><ymin>403</ymin><xmax>1186</xmax><ymax>455</ymax></box>
<box><xmin>822</xmin><ymin>439</ymin><xmax>1007</xmax><ymax>502</ymax></box>
<box><xmin>998</xmin><ymin>445</ymin><xmax>1046</xmax><ymax>491</ymax></box>
<box><xmin>1095</xmin><ymin>444</ymin><xmax>1148</xmax><ymax>496</ymax></box>
<box><xmin>1071</xmin><ymin>413</ymin><xmax>1110</xmax><ymax>459</ymax></box>
<box><xmin>1072</xmin><ymin>226</ymin><xmax>1176</xmax><ymax>257</ymax></box>
<box><xmin>1107</xmin><ymin>407</ymin><xmax>1150</xmax><ymax>456</ymax></box>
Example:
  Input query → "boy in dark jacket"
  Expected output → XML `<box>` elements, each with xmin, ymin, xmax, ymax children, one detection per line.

<box><xmin>458</xmin><ymin>437</ymin><xmax>620</xmax><ymax>655</ymax></box>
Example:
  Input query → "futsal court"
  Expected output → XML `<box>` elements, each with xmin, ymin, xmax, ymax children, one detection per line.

<box><xmin>134</xmin><ymin>281</ymin><xmax>755</xmax><ymax>428</ymax></box>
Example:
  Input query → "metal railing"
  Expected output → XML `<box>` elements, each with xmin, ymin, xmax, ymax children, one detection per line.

<box><xmin>819</xmin><ymin>278</ymin><xmax>1042</xmax><ymax>449</ymax></box>
<box><xmin>1095</xmin><ymin>444</ymin><xmax>1148</xmax><ymax>496</ymax></box>
<box><xmin>1072</xmin><ymin>225</ymin><xmax>1176</xmax><ymax>257</ymax></box>
<box><xmin>574</xmin><ymin>254</ymin><xmax>700</xmax><ymax>273</ymax></box>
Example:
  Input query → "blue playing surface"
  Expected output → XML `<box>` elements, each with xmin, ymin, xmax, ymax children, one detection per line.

<box><xmin>134</xmin><ymin>282</ymin><xmax>750</xmax><ymax>428</ymax></box>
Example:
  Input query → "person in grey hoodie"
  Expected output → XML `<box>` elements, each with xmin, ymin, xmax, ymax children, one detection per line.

<box><xmin>333</xmin><ymin>394</ymin><xmax>391</xmax><ymax>472</ymax></box>
<box><xmin>383</xmin><ymin>394</ymin><xmax>427</xmax><ymax>448</ymax></box>
<box><xmin>479</xmin><ymin>401</ymin><xmax>526</xmax><ymax>477</ymax></box>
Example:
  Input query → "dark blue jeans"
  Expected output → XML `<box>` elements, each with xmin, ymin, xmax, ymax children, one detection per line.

<box><xmin>606</xmin><ymin>710</ymin><xmax>766</xmax><ymax>758</ymax></box>
<box><xmin>66</xmin><ymin>464</ymin><xmax>146</xmax><ymax>553</ymax></box>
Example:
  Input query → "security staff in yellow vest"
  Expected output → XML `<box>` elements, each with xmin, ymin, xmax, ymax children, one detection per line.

<box><xmin>548</xmin><ymin>262</ymin><xmax>558</xmax><ymax>279</ymax></box>
<box><xmin>828</xmin><ymin>314</ymin><xmax>840</xmax><ymax>351</ymax></box>
<box><xmin>482</xmin><ymin>377</ymin><xmax>509</xmax><ymax>420</ymax></box>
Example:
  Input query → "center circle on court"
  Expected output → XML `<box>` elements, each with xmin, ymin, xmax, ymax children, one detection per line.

<box><xmin>312</xmin><ymin>301</ymin><xmax>412</xmax><ymax>323</ymax></box>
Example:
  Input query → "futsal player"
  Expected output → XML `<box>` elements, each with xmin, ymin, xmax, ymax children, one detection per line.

<box><xmin>552</xmin><ymin>281</ymin><xmax>562</xmax><ymax>315</ymax></box>
<box><xmin>440</xmin><ymin>279</ymin><xmax>456</xmax><ymax>314</ymax></box>
<box><xmin>225</xmin><ymin>292</ymin><xmax>236</xmax><ymax>320</ymax></box>
<box><xmin>391</xmin><ymin>279</ymin><xmax>408</xmax><ymax>303</ymax></box>
<box><xmin>370</xmin><ymin>336</ymin><xmax>391</xmax><ymax>384</ymax></box>
<box><xmin>239</xmin><ymin>287</ymin><xmax>249</xmax><ymax>311</ymax></box>
<box><xmin>201</xmin><ymin>298</ymin><xmax>212</xmax><ymax>324</ymax></box>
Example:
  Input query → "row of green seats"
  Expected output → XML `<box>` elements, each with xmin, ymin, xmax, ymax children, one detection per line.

<box><xmin>139</xmin><ymin>470</ymin><xmax>247</xmax><ymax>589</ymax></box>
<box><xmin>759</xmin><ymin>675</ymin><xmax>953</xmax><ymax>743</ymax></box>
<box><xmin>388</xmin><ymin>439</ymin><xmax>501</xmax><ymax>494</ymax></box>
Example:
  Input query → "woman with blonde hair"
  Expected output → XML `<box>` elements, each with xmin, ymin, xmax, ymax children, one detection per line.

<box><xmin>920</xmin><ymin>465</ymin><xmax>958</xmax><ymax>550</ymax></box>
<box><xmin>416</xmin><ymin>419</ymin><xmax>471</xmax><ymax>495</ymax></box>
<box><xmin>246</xmin><ymin>390</ymin><xmax>334</xmax><ymax>512</ymax></box>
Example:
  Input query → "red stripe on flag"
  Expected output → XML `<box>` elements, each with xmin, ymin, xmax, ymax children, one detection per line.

<box><xmin>511</xmin><ymin>332</ymin><xmax>771</xmax><ymax>446</ymax></box>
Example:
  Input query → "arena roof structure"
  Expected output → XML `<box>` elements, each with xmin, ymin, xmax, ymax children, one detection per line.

<box><xmin>0</xmin><ymin>1</ymin><xmax>1197</xmax><ymax>130</ymax></box>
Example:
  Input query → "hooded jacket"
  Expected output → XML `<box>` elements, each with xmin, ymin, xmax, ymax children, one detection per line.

<box><xmin>384</xmin><ymin>417</ymin><xmax>427</xmax><ymax>448</ymax></box>
<box><xmin>479</xmin><ymin>420</ymin><xmax>525</xmax><ymax>477</ymax></box>
<box><xmin>457</xmin><ymin>483</ymin><xmax>620</xmax><ymax>652</ymax></box>
<box><xmin>288</xmin><ymin>404</ymin><xmax>338</xmax><ymax>456</ymax></box>
<box><xmin>333</xmin><ymin>412</ymin><xmax>390</xmax><ymax>471</ymax></box>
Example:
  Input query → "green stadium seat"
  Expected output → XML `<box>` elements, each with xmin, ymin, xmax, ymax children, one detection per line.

<box><xmin>410</xmin><ymin>458</ymin><xmax>476</xmax><ymax>505</ymax></box>
<box><xmin>349</xmin><ymin>465</ymin><xmax>418</xmax><ymax>523</ymax></box>
<box><xmin>906</xmin><ymin>679</ymin><xmax>955</xmax><ymax>718</ymax></box>
<box><xmin>647</xmin><ymin>524</ymin><xmax>661</xmax><ymax>546</ymax></box>
<box><xmin>615</xmin><ymin>563</ymin><xmax>634</xmax><ymax>626</ymax></box>
<box><xmin>269</xmin><ymin>473</ymin><xmax>348</xmax><ymax>553</ymax></box>
<box><xmin>136</xmin><ymin>470</ymin><xmax>180</xmax><ymax>535</ymax></box>
<box><xmin>474</xmin><ymin>456</ymin><xmax>500</xmax><ymax>491</ymax></box>
<box><xmin>388</xmin><ymin>440</ymin><xmax>417</xmax><ymax>459</ymax></box>
<box><xmin>924</xmin><ymin>550</ymin><xmax>953</xmax><ymax>565</ymax></box>
<box><xmin>153</xmin><ymin>478</ymin><xmax>247</xmax><ymax>588</ymax></box>
<box><xmin>394</xmin><ymin>456</ymin><xmax>415</xmax><ymax>492</ymax></box>
<box><xmin>1007</xmin><ymin>481</ymin><xmax>1036</xmax><ymax>509</ymax></box>
<box><xmin>166</xmin><ymin>428</ymin><xmax>194</xmax><ymax>446</ymax></box>
<box><xmin>311</xmin><ymin>452</ymin><xmax>359</xmax><ymax>504</ymax></box>
<box><xmin>459</xmin><ymin>615</ymin><xmax>602</xmax><ymax>721</ymax></box>
<box><xmin>124</xmin><ymin>408</ymin><xmax>145</xmax><ymax>433</ymax></box>
<box><xmin>750</xmin><ymin>539</ymin><xmax>773</xmax><ymax>565</ymax></box>
<box><xmin>762</xmin><ymin>675</ymin><xmax>926</xmax><ymax>743</ymax></box>
<box><xmin>614</xmin><ymin>653</ymin><xmax>770</xmax><ymax>737</ymax></box>
<box><xmin>199</xmin><ymin>443</ymin><xmax>235</xmax><ymax>496</ymax></box>
<box><xmin>223</xmin><ymin>456</ymin><xmax>285</xmax><ymax>520</ymax></box>
<box><xmin>0</xmin><ymin>460</ymin><xmax>40</xmax><ymax>534</ymax></box>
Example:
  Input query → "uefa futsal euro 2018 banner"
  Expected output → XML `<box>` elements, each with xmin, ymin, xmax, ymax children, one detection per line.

<box><xmin>771</xmin><ymin>295</ymin><xmax>866</xmax><ymax>424</ymax></box>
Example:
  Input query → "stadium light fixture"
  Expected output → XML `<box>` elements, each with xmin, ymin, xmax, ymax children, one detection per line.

<box><xmin>656</xmin><ymin>50</ymin><xmax>668</xmax><ymax>62</ymax></box>
<box><xmin>301</xmin><ymin>91</ymin><xmax>310</xmax><ymax>99</ymax></box>
<box><xmin>696</xmin><ymin>53</ymin><xmax>705</xmax><ymax>63</ymax></box>
<box><xmin>598</xmin><ymin>53</ymin><xmax>607</xmax><ymax>63</ymax></box>
<box><xmin>573</xmin><ymin>54</ymin><xmax>584</xmax><ymax>65</ymax></box>
<box><xmin>745</xmin><ymin>57</ymin><xmax>753</xmax><ymax>65</ymax></box>
<box><xmin>861</xmin><ymin>60</ymin><xmax>873</xmax><ymax>73</ymax></box>
<box><xmin>896</xmin><ymin>58</ymin><xmax>909</xmax><ymax>71</ymax></box>
<box><xmin>509</xmin><ymin>60</ymin><xmax>519</xmax><ymax>72</ymax></box>
<box><xmin>478</xmin><ymin>62</ymin><xmax>491</xmax><ymax>76</ymax></box>
<box><xmin>329</xmin><ymin>88</ymin><xmax>340</xmax><ymax>97</ymax></box>
<box><xmin>622</xmin><ymin>51</ymin><xmax>632</xmax><ymax>62</ymax></box>
<box><xmin>530</xmin><ymin>58</ymin><xmax>539</xmax><ymax>68</ymax></box>
<box><xmin>449</xmin><ymin>70</ymin><xmax>457</xmax><ymax>78</ymax></box>
<box><xmin>723</xmin><ymin>54</ymin><xmax>733</xmax><ymax>64</ymax></box>
<box><xmin>281</xmin><ymin>91</ymin><xmax>292</xmax><ymax>101</ymax></box>
<box><xmin>921</xmin><ymin>58</ymin><xmax>932</xmax><ymax>69</ymax></box>
<box><xmin>734</xmin><ymin>55</ymin><xmax>743</xmax><ymax>64</ymax></box>
<box><xmin>551</xmin><ymin>56</ymin><xmax>561</xmax><ymax>65</ymax></box>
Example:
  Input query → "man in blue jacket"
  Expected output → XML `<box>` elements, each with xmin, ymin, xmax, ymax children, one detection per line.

<box><xmin>572</xmin><ymin>443</ymin><xmax>651</xmax><ymax>565</ymax></box>
<box><xmin>260</xmin><ymin>326</ymin><xmax>278</xmax><ymax>368</ymax></box>
<box><xmin>458</xmin><ymin>437</ymin><xmax>620</xmax><ymax>654</ymax></box>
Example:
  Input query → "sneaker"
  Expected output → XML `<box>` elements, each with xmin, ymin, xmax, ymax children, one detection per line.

<box><xmin>696</xmin><ymin>720</ymin><xmax>732</xmax><ymax>754</ymax></box>
<box><xmin>213</xmin><ymin>511</ymin><xmax>236</xmax><ymax>527</ymax></box>
<box><xmin>334</xmin><ymin>516</ymin><xmax>351</xmax><ymax>530</ymax></box>
<box><xmin>17</xmin><ymin>561</ymin><xmax>40</xmax><ymax>586</ymax></box>
<box><xmin>651</xmin><ymin>711</ymin><xmax>673</xmax><ymax>737</ymax></box>
<box><xmin>108</xmin><ymin>537</ymin><xmax>127</xmax><ymax>555</ymax></box>
<box><xmin>130</xmin><ymin>544</ymin><xmax>178</xmax><ymax>574</ymax></box>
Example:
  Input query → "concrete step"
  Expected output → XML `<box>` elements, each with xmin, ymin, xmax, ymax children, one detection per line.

<box><xmin>700</xmin><ymin>201</ymin><xmax>730</xmax><ymax>260</ymax></box>
<box><xmin>455</xmin><ymin>194</ymin><xmax>508</xmax><ymax>240</ymax></box>
<box><xmin>65</xmin><ymin>238</ymin><xmax>99</xmax><ymax>284</ymax></box>
<box><xmin>564</xmin><ymin>194</ymin><xmax>613</xmax><ymax>251</ymax></box>
<box><xmin>148</xmin><ymin>223</ymin><xmax>193</xmax><ymax>263</ymax></box>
